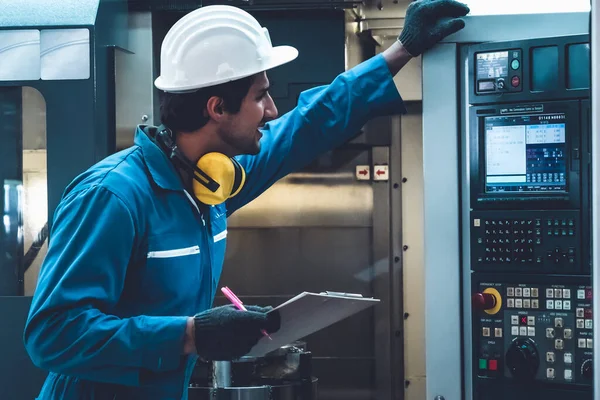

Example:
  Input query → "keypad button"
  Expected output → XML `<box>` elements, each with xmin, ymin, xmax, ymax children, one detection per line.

<box><xmin>507</xmin><ymin>287</ymin><xmax>515</xmax><ymax>296</ymax></box>
<box><xmin>495</xmin><ymin>328</ymin><xmax>503</xmax><ymax>338</ymax></box>
<box><xmin>547</xmin><ymin>368</ymin><xmax>555</xmax><ymax>379</ymax></box>
<box><xmin>531</xmin><ymin>288</ymin><xmax>539</xmax><ymax>297</ymax></box>
<box><xmin>519</xmin><ymin>327</ymin><xmax>527</xmax><ymax>336</ymax></box>
<box><xmin>546</xmin><ymin>352</ymin><xmax>555</xmax><ymax>363</ymax></box>
<box><xmin>578</xmin><ymin>290</ymin><xmax>586</xmax><ymax>299</ymax></box>
<box><xmin>565</xmin><ymin>369</ymin><xmax>573</xmax><ymax>381</ymax></box>
<box><xmin>547</xmin><ymin>300</ymin><xmax>554</xmax><ymax>309</ymax></box>
<box><xmin>555</xmin><ymin>300</ymin><xmax>563</xmax><ymax>310</ymax></box>
<box><xmin>523</xmin><ymin>299</ymin><xmax>531</xmax><ymax>308</ymax></box>
<box><xmin>515</xmin><ymin>299</ymin><xmax>523</xmax><ymax>308</ymax></box>
<box><xmin>563</xmin><ymin>300</ymin><xmax>571</xmax><ymax>310</ymax></box>
<box><xmin>554</xmin><ymin>289</ymin><xmax>562</xmax><ymax>298</ymax></box>
<box><xmin>523</xmin><ymin>288</ymin><xmax>531</xmax><ymax>297</ymax></box>
<box><xmin>555</xmin><ymin>339</ymin><xmax>564</xmax><ymax>350</ymax></box>
<box><xmin>564</xmin><ymin>353</ymin><xmax>573</xmax><ymax>364</ymax></box>
<box><xmin>511</xmin><ymin>315</ymin><xmax>519</xmax><ymax>325</ymax></box>
<box><xmin>507</xmin><ymin>299</ymin><xmax>515</xmax><ymax>308</ymax></box>
<box><xmin>546</xmin><ymin>289</ymin><xmax>554</xmax><ymax>298</ymax></box>
<box><xmin>527</xmin><ymin>316</ymin><xmax>535</xmax><ymax>326</ymax></box>
<box><xmin>587</xmin><ymin>339</ymin><xmax>593</xmax><ymax>349</ymax></box>
<box><xmin>555</xmin><ymin>318</ymin><xmax>564</xmax><ymax>328</ymax></box>
<box><xmin>482</xmin><ymin>327</ymin><xmax>490</xmax><ymax>337</ymax></box>
<box><xmin>515</xmin><ymin>288</ymin><xmax>523</xmax><ymax>297</ymax></box>
<box><xmin>546</xmin><ymin>328</ymin><xmax>555</xmax><ymax>338</ymax></box>
<box><xmin>563</xmin><ymin>289</ymin><xmax>571</xmax><ymax>298</ymax></box>
<box><xmin>532</xmin><ymin>300</ymin><xmax>539</xmax><ymax>309</ymax></box>
<box><xmin>577</xmin><ymin>308</ymin><xmax>585</xmax><ymax>318</ymax></box>
<box><xmin>585</xmin><ymin>319</ymin><xmax>593</xmax><ymax>329</ymax></box>
<box><xmin>578</xmin><ymin>338</ymin><xmax>587</xmax><ymax>348</ymax></box>
<box><xmin>528</xmin><ymin>327</ymin><xmax>536</xmax><ymax>336</ymax></box>
<box><xmin>564</xmin><ymin>329</ymin><xmax>573</xmax><ymax>339</ymax></box>
<box><xmin>577</xmin><ymin>319</ymin><xmax>585</xmax><ymax>329</ymax></box>
<box><xmin>511</xmin><ymin>326</ymin><xmax>519</xmax><ymax>336</ymax></box>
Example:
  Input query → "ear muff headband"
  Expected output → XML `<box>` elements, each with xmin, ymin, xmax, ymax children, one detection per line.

<box><xmin>151</xmin><ymin>126</ymin><xmax>246</xmax><ymax>205</ymax></box>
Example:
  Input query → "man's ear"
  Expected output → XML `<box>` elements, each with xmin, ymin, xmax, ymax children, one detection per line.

<box><xmin>206</xmin><ymin>96</ymin><xmax>226</xmax><ymax>121</ymax></box>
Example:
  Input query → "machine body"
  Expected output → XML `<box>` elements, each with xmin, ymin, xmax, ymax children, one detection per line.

<box><xmin>467</xmin><ymin>34</ymin><xmax>592</xmax><ymax>399</ymax></box>
<box><xmin>422</xmin><ymin>9</ymin><xmax>593</xmax><ymax>400</ymax></box>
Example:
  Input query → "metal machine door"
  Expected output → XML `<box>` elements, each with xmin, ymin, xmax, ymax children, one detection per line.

<box><xmin>216</xmin><ymin>138</ymin><xmax>403</xmax><ymax>399</ymax></box>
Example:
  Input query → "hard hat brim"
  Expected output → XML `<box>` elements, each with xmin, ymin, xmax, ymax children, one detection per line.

<box><xmin>155</xmin><ymin>45</ymin><xmax>299</xmax><ymax>93</ymax></box>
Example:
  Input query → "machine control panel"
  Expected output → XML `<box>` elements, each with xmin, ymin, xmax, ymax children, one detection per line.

<box><xmin>467</xmin><ymin>35</ymin><xmax>591</xmax><ymax>400</ymax></box>
<box><xmin>471</xmin><ymin>211</ymin><xmax>582</xmax><ymax>273</ymax></box>
<box><xmin>473</xmin><ymin>281</ymin><xmax>593</xmax><ymax>386</ymax></box>
<box><xmin>475</xmin><ymin>49</ymin><xmax>522</xmax><ymax>94</ymax></box>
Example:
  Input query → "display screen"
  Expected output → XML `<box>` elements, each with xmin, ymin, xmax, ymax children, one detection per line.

<box><xmin>476</xmin><ymin>51</ymin><xmax>509</xmax><ymax>80</ymax></box>
<box><xmin>484</xmin><ymin>113</ymin><xmax>567</xmax><ymax>193</ymax></box>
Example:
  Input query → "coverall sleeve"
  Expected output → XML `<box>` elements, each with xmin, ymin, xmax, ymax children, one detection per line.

<box><xmin>226</xmin><ymin>53</ymin><xmax>407</xmax><ymax>216</ymax></box>
<box><xmin>23</xmin><ymin>185</ymin><xmax>188</xmax><ymax>386</ymax></box>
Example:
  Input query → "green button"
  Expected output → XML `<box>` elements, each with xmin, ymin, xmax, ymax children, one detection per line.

<box><xmin>479</xmin><ymin>359</ymin><xmax>487</xmax><ymax>369</ymax></box>
<box><xmin>511</xmin><ymin>59</ymin><xmax>520</xmax><ymax>70</ymax></box>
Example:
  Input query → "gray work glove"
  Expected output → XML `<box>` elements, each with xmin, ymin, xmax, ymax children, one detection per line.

<box><xmin>193</xmin><ymin>305</ymin><xmax>280</xmax><ymax>360</ymax></box>
<box><xmin>399</xmin><ymin>0</ymin><xmax>470</xmax><ymax>57</ymax></box>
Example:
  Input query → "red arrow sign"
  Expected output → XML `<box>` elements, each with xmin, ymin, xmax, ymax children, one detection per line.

<box><xmin>376</xmin><ymin>169</ymin><xmax>385</xmax><ymax>176</ymax></box>
<box><xmin>359</xmin><ymin>169</ymin><xmax>368</xmax><ymax>176</ymax></box>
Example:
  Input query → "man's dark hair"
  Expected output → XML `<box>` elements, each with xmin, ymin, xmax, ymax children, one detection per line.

<box><xmin>160</xmin><ymin>74</ymin><xmax>256</xmax><ymax>132</ymax></box>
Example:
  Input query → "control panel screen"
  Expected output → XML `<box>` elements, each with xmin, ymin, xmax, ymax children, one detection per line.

<box><xmin>484</xmin><ymin>114</ymin><xmax>567</xmax><ymax>193</ymax></box>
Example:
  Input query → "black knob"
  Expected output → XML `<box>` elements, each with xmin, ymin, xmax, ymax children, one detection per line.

<box><xmin>505</xmin><ymin>338</ymin><xmax>540</xmax><ymax>380</ymax></box>
<box><xmin>581</xmin><ymin>359</ymin><xmax>593</xmax><ymax>380</ymax></box>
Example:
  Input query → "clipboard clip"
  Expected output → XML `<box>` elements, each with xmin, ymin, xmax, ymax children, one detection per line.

<box><xmin>320</xmin><ymin>291</ymin><xmax>364</xmax><ymax>298</ymax></box>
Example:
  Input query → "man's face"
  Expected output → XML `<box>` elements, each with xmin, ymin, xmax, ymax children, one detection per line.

<box><xmin>218</xmin><ymin>72</ymin><xmax>278</xmax><ymax>156</ymax></box>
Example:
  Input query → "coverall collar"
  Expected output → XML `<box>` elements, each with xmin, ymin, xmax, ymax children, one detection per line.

<box><xmin>134</xmin><ymin>125</ymin><xmax>183</xmax><ymax>191</ymax></box>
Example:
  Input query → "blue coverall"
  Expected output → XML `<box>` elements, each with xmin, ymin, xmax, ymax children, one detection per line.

<box><xmin>23</xmin><ymin>53</ymin><xmax>407</xmax><ymax>399</ymax></box>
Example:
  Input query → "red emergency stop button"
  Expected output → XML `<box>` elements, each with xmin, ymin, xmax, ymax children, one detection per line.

<box><xmin>489</xmin><ymin>360</ymin><xmax>498</xmax><ymax>371</ymax></box>
<box><xmin>511</xmin><ymin>76</ymin><xmax>520</xmax><ymax>87</ymax></box>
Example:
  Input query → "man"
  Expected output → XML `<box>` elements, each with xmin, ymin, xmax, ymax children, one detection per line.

<box><xmin>23</xmin><ymin>1</ymin><xmax>469</xmax><ymax>399</ymax></box>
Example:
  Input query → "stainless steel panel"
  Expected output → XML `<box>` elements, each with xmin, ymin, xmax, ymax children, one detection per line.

<box><xmin>222</xmin><ymin>228</ymin><xmax>373</xmax><ymax>295</ymax></box>
<box><xmin>422</xmin><ymin>43</ymin><xmax>461</xmax><ymax>400</ymax></box>
<box><xmin>115</xmin><ymin>11</ymin><xmax>154</xmax><ymax>151</ymax></box>
<box><xmin>399</xmin><ymin>103</ymin><xmax>425</xmax><ymax>400</ymax></box>
<box><xmin>443</xmin><ymin>12</ymin><xmax>588</xmax><ymax>44</ymax></box>
<box><xmin>228</xmin><ymin>149</ymin><xmax>372</xmax><ymax>228</ymax></box>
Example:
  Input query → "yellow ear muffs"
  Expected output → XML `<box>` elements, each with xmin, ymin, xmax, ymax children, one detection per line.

<box><xmin>193</xmin><ymin>152</ymin><xmax>246</xmax><ymax>205</ymax></box>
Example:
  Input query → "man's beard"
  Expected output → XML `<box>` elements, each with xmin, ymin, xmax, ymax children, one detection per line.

<box><xmin>221</xmin><ymin>130</ymin><xmax>261</xmax><ymax>156</ymax></box>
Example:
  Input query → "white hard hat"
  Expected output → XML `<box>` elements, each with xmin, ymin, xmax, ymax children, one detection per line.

<box><xmin>155</xmin><ymin>5</ymin><xmax>299</xmax><ymax>93</ymax></box>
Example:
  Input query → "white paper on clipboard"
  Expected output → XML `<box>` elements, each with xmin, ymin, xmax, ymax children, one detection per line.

<box><xmin>246</xmin><ymin>291</ymin><xmax>380</xmax><ymax>357</ymax></box>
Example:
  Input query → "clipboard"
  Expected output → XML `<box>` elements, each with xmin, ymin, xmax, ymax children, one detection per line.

<box><xmin>247</xmin><ymin>291</ymin><xmax>380</xmax><ymax>357</ymax></box>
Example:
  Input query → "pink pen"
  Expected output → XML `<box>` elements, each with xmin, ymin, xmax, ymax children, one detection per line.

<box><xmin>221</xmin><ymin>286</ymin><xmax>272</xmax><ymax>340</ymax></box>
